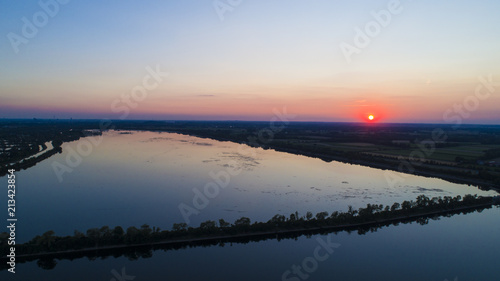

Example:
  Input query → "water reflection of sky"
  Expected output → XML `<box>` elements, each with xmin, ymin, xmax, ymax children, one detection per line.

<box><xmin>4</xmin><ymin>130</ymin><xmax>497</xmax><ymax>242</ymax></box>
<box><xmin>3</xmin><ymin>207</ymin><xmax>500</xmax><ymax>281</ymax></box>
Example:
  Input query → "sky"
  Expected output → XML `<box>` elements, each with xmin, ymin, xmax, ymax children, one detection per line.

<box><xmin>0</xmin><ymin>0</ymin><xmax>499</xmax><ymax>124</ymax></box>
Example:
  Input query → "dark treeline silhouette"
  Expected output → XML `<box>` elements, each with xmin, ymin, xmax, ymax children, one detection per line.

<box><xmin>1</xmin><ymin>194</ymin><xmax>498</xmax><ymax>271</ymax></box>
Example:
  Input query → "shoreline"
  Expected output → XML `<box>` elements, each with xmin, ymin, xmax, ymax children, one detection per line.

<box><xmin>4</xmin><ymin>201</ymin><xmax>495</xmax><ymax>261</ymax></box>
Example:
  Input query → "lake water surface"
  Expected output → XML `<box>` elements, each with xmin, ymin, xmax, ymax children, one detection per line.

<box><xmin>1</xmin><ymin>130</ymin><xmax>498</xmax><ymax>280</ymax></box>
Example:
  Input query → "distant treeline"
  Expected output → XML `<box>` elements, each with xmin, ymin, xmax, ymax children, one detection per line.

<box><xmin>1</xmin><ymin>194</ymin><xmax>498</xmax><ymax>271</ymax></box>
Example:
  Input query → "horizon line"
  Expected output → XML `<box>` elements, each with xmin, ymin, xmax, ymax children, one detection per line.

<box><xmin>1</xmin><ymin>118</ymin><xmax>499</xmax><ymax>126</ymax></box>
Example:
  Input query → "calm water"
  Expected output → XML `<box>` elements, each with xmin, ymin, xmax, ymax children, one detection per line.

<box><xmin>2</xmin><ymin>130</ymin><xmax>499</xmax><ymax>280</ymax></box>
<box><xmin>4</xmin><ymin>208</ymin><xmax>500</xmax><ymax>281</ymax></box>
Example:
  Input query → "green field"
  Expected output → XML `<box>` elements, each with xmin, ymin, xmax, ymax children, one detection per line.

<box><xmin>361</xmin><ymin>144</ymin><xmax>500</xmax><ymax>162</ymax></box>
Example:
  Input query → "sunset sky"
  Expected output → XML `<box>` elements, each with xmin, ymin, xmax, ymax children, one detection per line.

<box><xmin>1</xmin><ymin>0</ymin><xmax>499</xmax><ymax>123</ymax></box>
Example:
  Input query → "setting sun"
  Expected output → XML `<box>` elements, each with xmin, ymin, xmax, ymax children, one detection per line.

<box><xmin>368</xmin><ymin>115</ymin><xmax>374</xmax><ymax>121</ymax></box>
